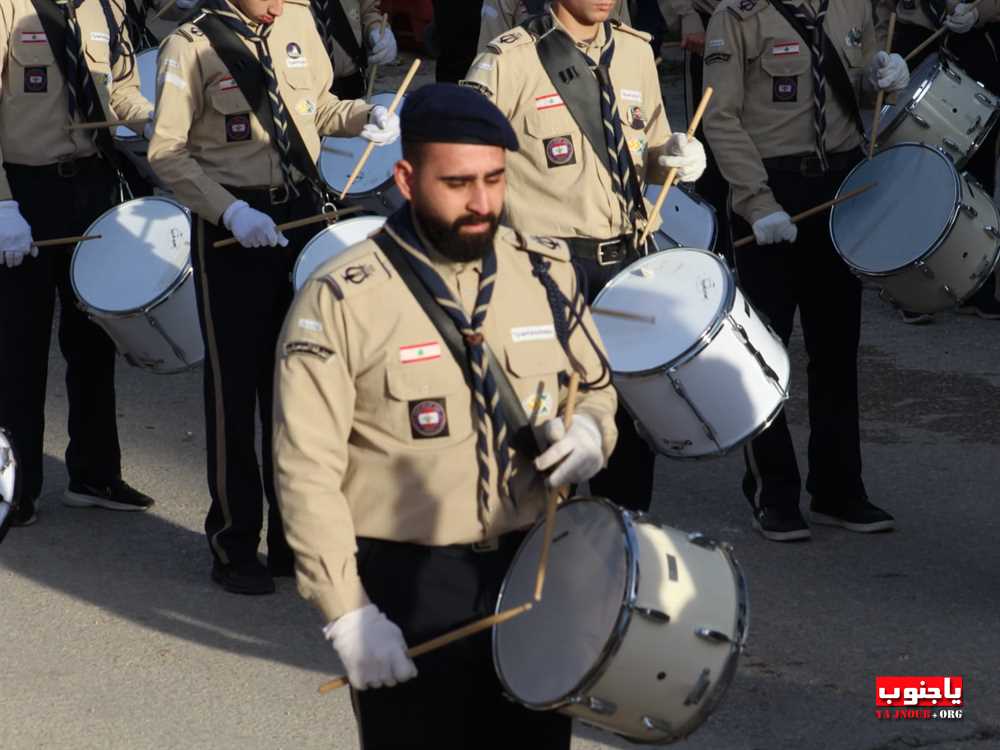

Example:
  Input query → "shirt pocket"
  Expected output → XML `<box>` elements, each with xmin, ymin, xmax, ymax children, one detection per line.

<box><xmin>618</xmin><ymin>100</ymin><xmax>649</xmax><ymax>172</ymax></box>
<box><xmin>282</xmin><ymin>66</ymin><xmax>313</xmax><ymax>91</ymax></box>
<box><xmin>503</xmin><ymin>339</ymin><xmax>566</xmax><ymax>426</ymax></box>
<box><xmin>522</xmin><ymin>104</ymin><xmax>584</xmax><ymax>174</ymax></box>
<box><xmin>384</xmin><ymin>359</ymin><xmax>473</xmax><ymax>447</ymax></box>
<box><xmin>209</xmin><ymin>88</ymin><xmax>255</xmax><ymax>143</ymax></box>
<box><xmin>8</xmin><ymin>40</ymin><xmax>58</xmax><ymax>99</ymax></box>
<box><xmin>759</xmin><ymin>51</ymin><xmax>811</xmax><ymax>105</ymax></box>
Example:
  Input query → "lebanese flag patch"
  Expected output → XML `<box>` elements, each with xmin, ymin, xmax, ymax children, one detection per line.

<box><xmin>399</xmin><ymin>341</ymin><xmax>441</xmax><ymax>364</ymax></box>
<box><xmin>20</xmin><ymin>31</ymin><xmax>47</xmax><ymax>43</ymax></box>
<box><xmin>535</xmin><ymin>92</ymin><xmax>564</xmax><ymax>111</ymax></box>
<box><xmin>772</xmin><ymin>41</ymin><xmax>800</xmax><ymax>56</ymax></box>
<box><xmin>218</xmin><ymin>76</ymin><xmax>239</xmax><ymax>91</ymax></box>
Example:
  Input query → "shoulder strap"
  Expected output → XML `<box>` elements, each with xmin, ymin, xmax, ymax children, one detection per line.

<box><xmin>194</xmin><ymin>13</ymin><xmax>324</xmax><ymax>187</ymax></box>
<box><xmin>766</xmin><ymin>1</ymin><xmax>865</xmax><ymax>135</ymax></box>
<box><xmin>372</xmin><ymin>230</ymin><xmax>541</xmax><ymax>459</ymax></box>
<box><xmin>325</xmin><ymin>0</ymin><xmax>367</xmax><ymax>72</ymax></box>
<box><xmin>523</xmin><ymin>14</ymin><xmax>614</xmax><ymax>178</ymax></box>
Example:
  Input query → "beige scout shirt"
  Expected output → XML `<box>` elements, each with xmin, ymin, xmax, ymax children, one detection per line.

<box><xmin>0</xmin><ymin>0</ymin><xmax>151</xmax><ymax>199</ymax></box>
<box><xmin>274</xmin><ymin>224</ymin><xmax>619</xmax><ymax>621</ymax></box>
<box><xmin>477</xmin><ymin>0</ymin><xmax>631</xmax><ymax>54</ymax></box>
<box><xmin>662</xmin><ymin>0</ymin><xmax>722</xmax><ymax>38</ymax></box>
<box><xmin>148</xmin><ymin>0</ymin><xmax>372</xmax><ymax>223</ymax></box>
<box><xmin>875</xmin><ymin>0</ymin><xmax>1000</xmax><ymax>40</ymax></box>
<box><xmin>320</xmin><ymin>0</ymin><xmax>385</xmax><ymax>78</ymax></box>
<box><xmin>462</xmin><ymin>14</ymin><xmax>672</xmax><ymax>240</ymax></box>
<box><xmin>703</xmin><ymin>0</ymin><xmax>876</xmax><ymax>223</ymax></box>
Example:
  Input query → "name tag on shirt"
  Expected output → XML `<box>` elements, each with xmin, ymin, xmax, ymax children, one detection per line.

<box><xmin>511</xmin><ymin>324</ymin><xmax>556</xmax><ymax>343</ymax></box>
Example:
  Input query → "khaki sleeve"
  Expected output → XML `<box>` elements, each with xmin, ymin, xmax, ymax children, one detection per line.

<box><xmin>273</xmin><ymin>280</ymin><xmax>370</xmax><ymax>623</ymax></box>
<box><xmin>478</xmin><ymin>0</ymin><xmax>518</xmax><ymax>53</ymax></box>
<box><xmin>460</xmin><ymin>50</ymin><xmax>503</xmax><ymax>108</ymax></box>
<box><xmin>978</xmin><ymin>0</ymin><xmax>1000</xmax><ymax>24</ymax></box>
<box><xmin>641</xmin><ymin>45</ymin><xmax>674</xmax><ymax>186</ymax></box>
<box><xmin>360</xmin><ymin>0</ymin><xmax>384</xmax><ymax>31</ymax></box>
<box><xmin>860</xmin><ymin>0</ymin><xmax>880</xmax><ymax>103</ymax></box>
<box><xmin>681</xmin><ymin>12</ymin><xmax>706</xmax><ymax>36</ymax></box>
<box><xmin>0</xmin><ymin>3</ymin><xmax>13</xmax><ymax>200</ymax></box>
<box><xmin>109</xmin><ymin>34</ymin><xmax>154</xmax><ymax>134</ymax></box>
<box><xmin>874</xmin><ymin>0</ymin><xmax>895</xmax><ymax>45</ymax></box>
<box><xmin>148</xmin><ymin>36</ymin><xmax>237</xmax><ymax>224</ymax></box>
<box><xmin>313</xmin><ymin>35</ymin><xmax>373</xmax><ymax>137</ymax></box>
<box><xmin>702</xmin><ymin>12</ymin><xmax>781</xmax><ymax>224</ymax></box>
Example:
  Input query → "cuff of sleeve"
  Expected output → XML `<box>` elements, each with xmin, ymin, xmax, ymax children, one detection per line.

<box><xmin>745</xmin><ymin>193</ymin><xmax>783</xmax><ymax>225</ymax></box>
<box><xmin>206</xmin><ymin>184</ymin><xmax>239</xmax><ymax>226</ymax></box>
<box><xmin>0</xmin><ymin>171</ymin><xmax>13</xmax><ymax>202</ymax></box>
<box><xmin>577</xmin><ymin>406</ymin><xmax>619</xmax><ymax>464</ymax></box>
<box><xmin>681</xmin><ymin>13</ymin><xmax>705</xmax><ymax>37</ymax></box>
<box><xmin>298</xmin><ymin>563</ymin><xmax>372</xmax><ymax>623</ymax></box>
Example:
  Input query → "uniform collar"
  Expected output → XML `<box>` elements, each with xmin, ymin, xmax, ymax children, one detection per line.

<box><xmin>548</xmin><ymin>6</ymin><xmax>608</xmax><ymax>54</ymax></box>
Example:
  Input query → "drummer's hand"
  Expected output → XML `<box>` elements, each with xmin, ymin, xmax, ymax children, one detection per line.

<box><xmin>361</xmin><ymin>105</ymin><xmax>400</xmax><ymax>145</ymax></box>
<box><xmin>945</xmin><ymin>3</ymin><xmax>979</xmax><ymax>33</ymax></box>
<box><xmin>222</xmin><ymin>200</ymin><xmax>289</xmax><ymax>249</ymax></box>
<box><xmin>867</xmin><ymin>51</ymin><xmax>909</xmax><ymax>93</ymax></box>
<box><xmin>324</xmin><ymin>605</ymin><xmax>418</xmax><ymax>690</ymax></box>
<box><xmin>752</xmin><ymin>211</ymin><xmax>797</xmax><ymax>246</ymax></box>
<box><xmin>535</xmin><ymin>413</ymin><xmax>604</xmax><ymax>488</ymax></box>
<box><xmin>367</xmin><ymin>25</ymin><xmax>398</xmax><ymax>66</ymax></box>
<box><xmin>0</xmin><ymin>201</ymin><xmax>36</xmax><ymax>268</ymax></box>
<box><xmin>658</xmin><ymin>134</ymin><xmax>707</xmax><ymax>183</ymax></box>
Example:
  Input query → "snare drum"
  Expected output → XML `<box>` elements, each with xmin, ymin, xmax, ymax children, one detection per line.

<box><xmin>113</xmin><ymin>49</ymin><xmax>162</xmax><ymax>188</ymax></box>
<box><xmin>319</xmin><ymin>92</ymin><xmax>405</xmax><ymax>216</ymax></box>
<box><xmin>873</xmin><ymin>53</ymin><xmax>1000</xmax><ymax>168</ymax></box>
<box><xmin>494</xmin><ymin>497</ymin><xmax>748</xmax><ymax>744</ymax></box>
<box><xmin>831</xmin><ymin>142</ymin><xmax>1000</xmax><ymax>313</ymax></box>
<box><xmin>71</xmin><ymin>197</ymin><xmax>203</xmax><ymax>373</ymax></box>
<box><xmin>0</xmin><ymin>428</ymin><xmax>20</xmax><ymax>543</ymax></box>
<box><xmin>645</xmin><ymin>183</ymin><xmax>718</xmax><ymax>251</ymax></box>
<box><xmin>592</xmin><ymin>248</ymin><xmax>790</xmax><ymax>458</ymax></box>
<box><xmin>292</xmin><ymin>215</ymin><xmax>387</xmax><ymax>290</ymax></box>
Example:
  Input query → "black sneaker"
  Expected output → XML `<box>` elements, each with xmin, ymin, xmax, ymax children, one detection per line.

<box><xmin>900</xmin><ymin>310</ymin><xmax>934</xmax><ymax>325</ymax></box>
<box><xmin>752</xmin><ymin>506</ymin><xmax>811</xmax><ymax>542</ymax></box>
<box><xmin>267</xmin><ymin>552</ymin><xmax>295</xmax><ymax>578</ymax></box>
<box><xmin>810</xmin><ymin>497</ymin><xmax>895</xmax><ymax>533</ymax></box>
<box><xmin>211</xmin><ymin>559</ymin><xmax>276</xmax><ymax>595</ymax></box>
<box><xmin>63</xmin><ymin>479</ymin><xmax>154</xmax><ymax>511</ymax></box>
<box><xmin>957</xmin><ymin>296</ymin><xmax>1000</xmax><ymax>319</ymax></box>
<box><xmin>11</xmin><ymin>497</ymin><xmax>37</xmax><ymax>527</ymax></box>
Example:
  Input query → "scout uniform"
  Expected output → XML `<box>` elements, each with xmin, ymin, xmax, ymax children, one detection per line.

<box><xmin>704</xmin><ymin>0</ymin><xmax>896</xmax><ymax>538</ymax></box>
<box><xmin>477</xmin><ymin>0</ymin><xmax>631</xmax><ymax>53</ymax></box>
<box><xmin>274</xmin><ymin>83</ymin><xmax>618</xmax><ymax>749</ymax></box>
<box><xmin>0</xmin><ymin>0</ymin><xmax>154</xmax><ymax>526</ymax></box>
<box><xmin>148</xmin><ymin>0</ymin><xmax>374</xmax><ymax>592</ymax></box>
<box><xmin>309</xmin><ymin>0</ymin><xmax>392</xmax><ymax>98</ymax></box>
<box><xmin>463</xmin><ymin>7</ymin><xmax>675</xmax><ymax>513</ymax></box>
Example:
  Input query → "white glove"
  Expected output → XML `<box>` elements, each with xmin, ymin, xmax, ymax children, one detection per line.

<box><xmin>143</xmin><ymin>112</ymin><xmax>154</xmax><ymax>141</ymax></box>
<box><xmin>221</xmin><ymin>200</ymin><xmax>289</xmax><ymax>249</ymax></box>
<box><xmin>0</xmin><ymin>201</ymin><xmax>36</xmax><ymax>268</ymax></box>
<box><xmin>324</xmin><ymin>605</ymin><xmax>418</xmax><ymax>690</ymax></box>
<box><xmin>367</xmin><ymin>25</ymin><xmax>398</xmax><ymax>66</ymax></box>
<box><xmin>751</xmin><ymin>211</ymin><xmax>797</xmax><ymax>246</ymax></box>
<box><xmin>361</xmin><ymin>105</ymin><xmax>401</xmax><ymax>145</ymax></box>
<box><xmin>945</xmin><ymin>3</ymin><xmax>979</xmax><ymax>33</ymax></box>
<box><xmin>866</xmin><ymin>51</ymin><xmax>910</xmax><ymax>93</ymax></box>
<box><xmin>657</xmin><ymin>133</ymin><xmax>707</xmax><ymax>183</ymax></box>
<box><xmin>534</xmin><ymin>413</ymin><xmax>604</xmax><ymax>488</ymax></box>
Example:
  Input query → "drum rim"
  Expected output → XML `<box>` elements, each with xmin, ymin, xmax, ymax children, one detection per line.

<box><xmin>71</xmin><ymin>196</ymin><xmax>193</xmax><ymax>318</ymax></box>
<box><xmin>875</xmin><ymin>53</ymin><xmax>943</xmax><ymax>142</ymax></box>
<box><xmin>320</xmin><ymin>92</ymin><xmax>404</xmax><ymax>196</ymax></box>
<box><xmin>594</xmin><ymin>248</ymin><xmax>737</xmax><ymax>377</ymax></box>
<box><xmin>830</xmin><ymin>142</ymin><xmax>962</xmax><ymax>276</ymax></box>
<box><xmin>292</xmin><ymin>215</ymin><xmax>388</xmax><ymax>289</ymax></box>
<box><xmin>491</xmin><ymin>496</ymin><xmax>640</xmax><ymax>711</ymax></box>
<box><xmin>0</xmin><ymin>427</ymin><xmax>22</xmax><ymax>545</ymax></box>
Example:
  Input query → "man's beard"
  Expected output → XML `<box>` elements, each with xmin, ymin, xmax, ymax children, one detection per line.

<box><xmin>415</xmin><ymin>205</ymin><xmax>500</xmax><ymax>263</ymax></box>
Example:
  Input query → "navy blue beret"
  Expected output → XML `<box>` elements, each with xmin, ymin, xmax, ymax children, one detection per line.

<box><xmin>401</xmin><ymin>83</ymin><xmax>519</xmax><ymax>151</ymax></box>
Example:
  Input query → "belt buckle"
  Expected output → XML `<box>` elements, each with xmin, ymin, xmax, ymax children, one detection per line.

<box><xmin>595</xmin><ymin>239</ymin><xmax>622</xmax><ymax>266</ymax></box>
<box><xmin>56</xmin><ymin>159</ymin><xmax>78</xmax><ymax>178</ymax></box>
<box><xmin>800</xmin><ymin>156</ymin><xmax>827</xmax><ymax>178</ymax></box>
<box><xmin>471</xmin><ymin>538</ymin><xmax>499</xmax><ymax>553</ymax></box>
<box><xmin>269</xmin><ymin>184</ymin><xmax>291</xmax><ymax>206</ymax></box>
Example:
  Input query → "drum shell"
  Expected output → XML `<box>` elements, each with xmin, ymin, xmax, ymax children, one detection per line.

<box><xmin>112</xmin><ymin>49</ymin><xmax>164</xmax><ymax>189</ymax></box>
<box><xmin>339</xmin><ymin>182</ymin><xmax>405</xmax><ymax>217</ymax></box>
<box><xmin>875</xmin><ymin>56</ymin><xmax>1000</xmax><ymax>169</ymax></box>
<box><xmin>614</xmin><ymin>284</ymin><xmax>790</xmax><ymax>458</ymax></box>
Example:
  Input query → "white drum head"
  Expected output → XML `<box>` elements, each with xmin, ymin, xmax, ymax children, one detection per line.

<box><xmin>72</xmin><ymin>197</ymin><xmax>191</xmax><ymax>314</ymax></box>
<box><xmin>293</xmin><ymin>216</ymin><xmax>387</xmax><ymax>289</ymax></box>
<box><xmin>320</xmin><ymin>92</ymin><xmax>404</xmax><ymax>195</ymax></box>
<box><xmin>592</xmin><ymin>248</ymin><xmax>731</xmax><ymax>374</ymax></box>
<box><xmin>831</xmin><ymin>143</ymin><xmax>959</xmax><ymax>273</ymax></box>
<box><xmin>494</xmin><ymin>499</ymin><xmax>630</xmax><ymax>706</ymax></box>
<box><xmin>0</xmin><ymin>430</ymin><xmax>15</xmax><ymax>505</ymax></box>
<box><xmin>645</xmin><ymin>183</ymin><xmax>717</xmax><ymax>250</ymax></box>
<box><xmin>115</xmin><ymin>49</ymin><xmax>157</xmax><ymax>140</ymax></box>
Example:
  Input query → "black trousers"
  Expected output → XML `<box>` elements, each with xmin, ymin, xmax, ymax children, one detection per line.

<box><xmin>192</xmin><ymin>187</ymin><xmax>316</xmax><ymax>567</ymax></box>
<box><xmin>0</xmin><ymin>158</ymin><xmax>121</xmax><ymax>502</ymax></box>
<box><xmin>575</xmin><ymin>256</ymin><xmax>656</xmax><ymax>513</ymax></box>
<box><xmin>352</xmin><ymin>536</ymin><xmax>572</xmax><ymax>749</ymax></box>
<box><xmin>332</xmin><ymin>70</ymin><xmax>366</xmax><ymax>100</ymax></box>
<box><xmin>432</xmin><ymin>0</ymin><xmax>484</xmax><ymax>83</ymax></box>
<box><xmin>731</xmin><ymin>156</ymin><xmax>866</xmax><ymax>510</ymax></box>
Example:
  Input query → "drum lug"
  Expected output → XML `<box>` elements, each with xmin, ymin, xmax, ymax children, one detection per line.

<box><xmin>641</xmin><ymin>715</ymin><xmax>674</xmax><ymax>734</ymax></box>
<box><xmin>687</xmin><ymin>531</ymin><xmax>719</xmax><ymax>550</ymax></box>
<box><xmin>914</xmin><ymin>259</ymin><xmax>935</xmax><ymax>280</ymax></box>
<box><xmin>941</xmin><ymin>64</ymin><xmax>962</xmax><ymax>84</ymax></box>
<box><xmin>695</xmin><ymin>627</ymin><xmax>734</xmax><ymax>644</ymax></box>
<box><xmin>961</xmin><ymin>202</ymin><xmax>979</xmax><ymax>219</ymax></box>
<box><xmin>627</xmin><ymin>603</ymin><xmax>671</xmax><ymax>624</ymax></box>
<box><xmin>683</xmin><ymin>668</ymin><xmax>713</xmax><ymax>707</ymax></box>
<box><xmin>975</xmin><ymin>91</ymin><xmax>1000</xmax><ymax>109</ymax></box>
<box><xmin>570</xmin><ymin>694</ymin><xmax>617</xmax><ymax>716</ymax></box>
<box><xmin>966</xmin><ymin>115</ymin><xmax>984</xmax><ymax>136</ymax></box>
<box><xmin>727</xmin><ymin>315</ymin><xmax>785</xmax><ymax>395</ymax></box>
<box><xmin>942</xmin><ymin>283</ymin><xmax>959</xmax><ymax>302</ymax></box>
<box><xmin>942</xmin><ymin>137</ymin><xmax>962</xmax><ymax>155</ymax></box>
<box><xmin>984</xmin><ymin>225</ymin><xmax>1000</xmax><ymax>240</ymax></box>
<box><xmin>905</xmin><ymin>106</ymin><xmax>930</xmax><ymax>130</ymax></box>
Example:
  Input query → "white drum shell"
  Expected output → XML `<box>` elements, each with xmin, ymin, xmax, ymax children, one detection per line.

<box><xmin>292</xmin><ymin>215</ymin><xmax>387</xmax><ymax>290</ymax></box>
<box><xmin>645</xmin><ymin>184</ymin><xmax>717</xmax><ymax>251</ymax></box>
<box><xmin>876</xmin><ymin>54</ymin><xmax>1000</xmax><ymax>168</ymax></box>
<box><xmin>0</xmin><ymin>429</ymin><xmax>15</xmax><ymax>506</ymax></box>
<box><xmin>112</xmin><ymin>49</ymin><xmax>163</xmax><ymax>188</ymax></box>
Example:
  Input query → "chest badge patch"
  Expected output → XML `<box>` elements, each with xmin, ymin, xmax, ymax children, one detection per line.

<box><xmin>535</xmin><ymin>92</ymin><xmax>565</xmax><ymax>111</ymax></box>
<box><xmin>773</xmin><ymin>76</ymin><xmax>798</xmax><ymax>103</ymax></box>
<box><xmin>846</xmin><ymin>27</ymin><xmax>863</xmax><ymax>47</ymax></box>
<box><xmin>409</xmin><ymin>399</ymin><xmax>449</xmax><ymax>439</ymax></box>
<box><xmin>629</xmin><ymin>105</ymin><xmax>645</xmax><ymax>129</ymax></box>
<box><xmin>24</xmin><ymin>67</ymin><xmax>47</xmax><ymax>93</ymax></box>
<box><xmin>399</xmin><ymin>341</ymin><xmax>442</xmax><ymax>364</ymax></box>
<box><xmin>225</xmin><ymin>113</ymin><xmax>252</xmax><ymax>142</ymax></box>
<box><xmin>772</xmin><ymin>41</ymin><xmax>800</xmax><ymax>56</ymax></box>
<box><xmin>20</xmin><ymin>31</ymin><xmax>47</xmax><ymax>44</ymax></box>
<box><xmin>544</xmin><ymin>135</ymin><xmax>576</xmax><ymax>168</ymax></box>
<box><xmin>287</xmin><ymin>42</ymin><xmax>302</xmax><ymax>58</ymax></box>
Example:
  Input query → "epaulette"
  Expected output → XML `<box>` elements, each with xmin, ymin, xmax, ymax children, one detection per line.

<box><xmin>503</xmin><ymin>227</ymin><xmax>570</xmax><ymax>262</ymax></box>
<box><xmin>719</xmin><ymin>0</ymin><xmax>769</xmax><ymax>20</ymax></box>
<box><xmin>611</xmin><ymin>21</ymin><xmax>652</xmax><ymax>43</ymax></box>
<box><xmin>173</xmin><ymin>21</ymin><xmax>204</xmax><ymax>43</ymax></box>
<box><xmin>487</xmin><ymin>26</ymin><xmax>535</xmax><ymax>54</ymax></box>
<box><xmin>316</xmin><ymin>246</ymin><xmax>394</xmax><ymax>301</ymax></box>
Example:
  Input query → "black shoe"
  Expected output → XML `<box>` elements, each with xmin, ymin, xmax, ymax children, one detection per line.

<box><xmin>810</xmin><ymin>497</ymin><xmax>895</xmax><ymax>533</ymax></box>
<box><xmin>11</xmin><ymin>497</ymin><xmax>37</xmax><ymax>527</ymax></box>
<box><xmin>211</xmin><ymin>560</ymin><xmax>276</xmax><ymax>595</ymax></box>
<box><xmin>900</xmin><ymin>310</ymin><xmax>934</xmax><ymax>325</ymax></box>
<box><xmin>752</xmin><ymin>506</ymin><xmax>811</xmax><ymax>542</ymax></box>
<box><xmin>63</xmin><ymin>479</ymin><xmax>154</xmax><ymax>511</ymax></box>
<box><xmin>267</xmin><ymin>553</ymin><xmax>295</xmax><ymax>578</ymax></box>
<box><xmin>957</xmin><ymin>296</ymin><xmax>1000</xmax><ymax>319</ymax></box>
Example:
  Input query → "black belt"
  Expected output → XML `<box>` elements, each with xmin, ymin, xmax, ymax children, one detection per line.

<box><xmin>6</xmin><ymin>154</ymin><xmax>105</xmax><ymax>178</ymax></box>
<box><xmin>762</xmin><ymin>149</ymin><xmax>863</xmax><ymax>177</ymax></box>
<box><xmin>224</xmin><ymin>182</ymin><xmax>306</xmax><ymax>208</ymax></box>
<box><xmin>447</xmin><ymin>530</ymin><xmax>527</xmax><ymax>556</ymax></box>
<box><xmin>560</xmin><ymin>235</ymin><xmax>636</xmax><ymax>266</ymax></box>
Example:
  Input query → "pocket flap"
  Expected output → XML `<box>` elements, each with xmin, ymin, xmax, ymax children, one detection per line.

<box><xmin>760</xmin><ymin>50</ymin><xmax>811</xmax><ymax>78</ymax></box>
<box><xmin>386</xmin><ymin>360</ymin><xmax>466</xmax><ymax>400</ymax></box>
<box><xmin>209</xmin><ymin>88</ymin><xmax>252</xmax><ymax>115</ymax></box>
<box><xmin>504</xmin><ymin>339</ymin><xmax>565</xmax><ymax>378</ymax></box>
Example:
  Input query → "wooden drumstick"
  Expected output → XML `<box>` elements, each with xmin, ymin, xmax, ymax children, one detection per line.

<box><xmin>732</xmin><ymin>181</ymin><xmax>877</xmax><ymax>249</ymax></box>
<box><xmin>212</xmin><ymin>205</ymin><xmax>363</xmax><ymax>248</ymax></box>
<box><xmin>533</xmin><ymin>371</ymin><xmax>581</xmax><ymax>603</ymax></box>
<box><xmin>868</xmin><ymin>13</ymin><xmax>897</xmax><ymax>160</ymax></box>
<box><xmin>339</xmin><ymin>58</ymin><xmax>421</xmax><ymax>200</ymax></box>
<box><xmin>33</xmin><ymin>234</ymin><xmax>102</xmax><ymax>248</ymax></box>
<box><xmin>318</xmin><ymin>602</ymin><xmax>533</xmax><ymax>694</ymax></box>
<box><xmin>68</xmin><ymin>119</ymin><xmax>146</xmax><ymax>130</ymax></box>
<box><xmin>639</xmin><ymin>86</ymin><xmax>714</xmax><ymax>246</ymax></box>
<box><xmin>591</xmin><ymin>307</ymin><xmax>655</xmax><ymax>324</ymax></box>
<box><xmin>905</xmin><ymin>0</ymin><xmax>981</xmax><ymax>62</ymax></box>
<box><xmin>365</xmin><ymin>14</ymin><xmax>388</xmax><ymax>99</ymax></box>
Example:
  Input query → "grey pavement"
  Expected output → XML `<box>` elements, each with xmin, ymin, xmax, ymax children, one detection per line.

<box><xmin>2</xmin><ymin>49</ymin><xmax>1000</xmax><ymax>750</ymax></box>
